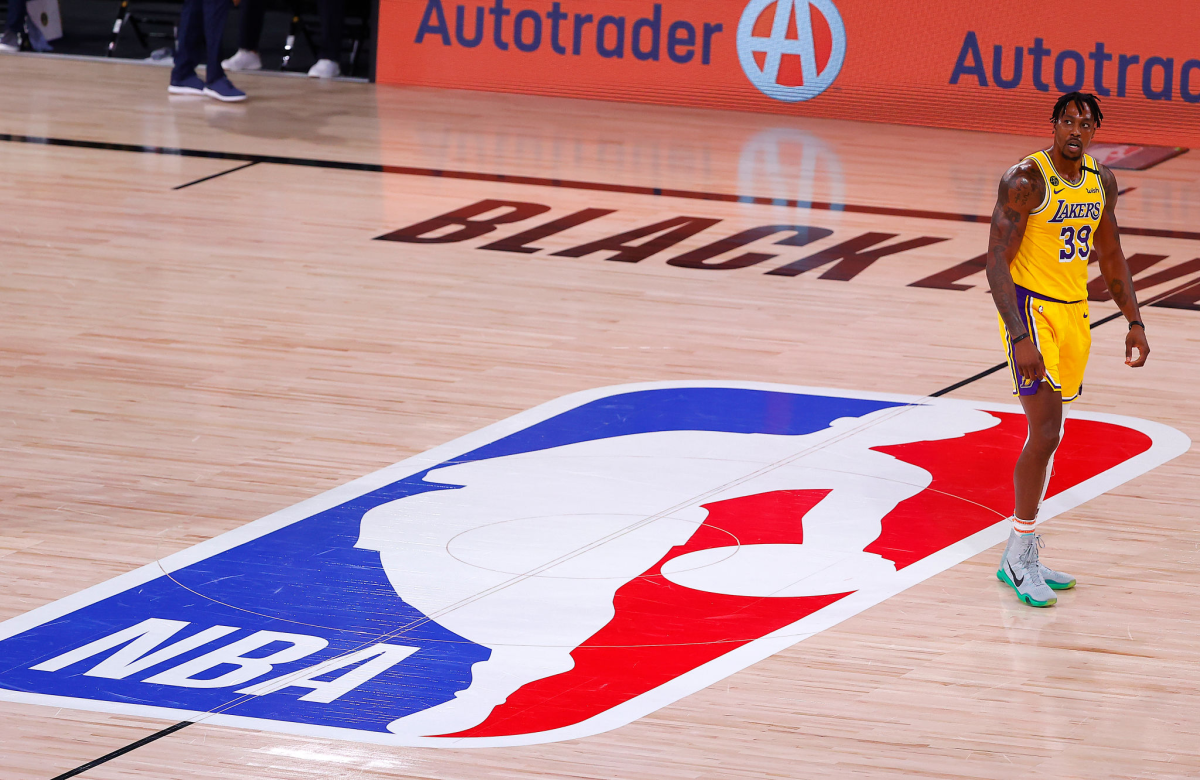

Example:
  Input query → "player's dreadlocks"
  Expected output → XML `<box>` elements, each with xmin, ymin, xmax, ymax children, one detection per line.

<box><xmin>1051</xmin><ymin>92</ymin><xmax>1103</xmax><ymax>127</ymax></box>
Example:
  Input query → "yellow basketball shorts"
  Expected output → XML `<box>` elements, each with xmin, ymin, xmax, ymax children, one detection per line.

<box><xmin>998</xmin><ymin>286</ymin><xmax>1091</xmax><ymax>403</ymax></box>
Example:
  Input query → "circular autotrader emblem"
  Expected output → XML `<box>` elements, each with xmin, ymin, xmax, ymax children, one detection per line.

<box><xmin>737</xmin><ymin>0</ymin><xmax>847</xmax><ymax>102</ymax></box>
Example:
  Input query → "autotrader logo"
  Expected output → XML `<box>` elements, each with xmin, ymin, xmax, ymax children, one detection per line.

<box><xmin>737</xmin><ymin>0</ymin><xmax>846</xmax><ymax>102</ymax></box>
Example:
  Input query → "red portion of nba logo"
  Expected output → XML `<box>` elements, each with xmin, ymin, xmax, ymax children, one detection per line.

<box><xmin>447</xmin><ymin>412</ymin><xmax>1150</xmax><ymax>738</ymax></box>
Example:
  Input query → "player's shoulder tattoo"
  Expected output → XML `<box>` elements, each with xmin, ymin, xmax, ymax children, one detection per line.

<box><xmin>998</xmin><ymin>159</ymin><xmax>1045</xmax><ymax>214</ymax></box>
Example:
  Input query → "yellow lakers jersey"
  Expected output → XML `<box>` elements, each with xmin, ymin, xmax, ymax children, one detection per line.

<box><xmin>1010</xmin><ymin>151</ymin><xmax>1105</xmax><ymax>302</ymax></box>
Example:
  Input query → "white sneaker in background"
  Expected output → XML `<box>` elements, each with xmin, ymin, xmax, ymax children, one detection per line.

<box><xmin>222</xmin><ymin>49</ymin><xmax>262</xmax><ymax>72</ymax></box>
<box><xmin>307</xmin><ymin>59</ymin><xmax>340</xmax><ymax>79</ymax></box>
<box><xmin>144</xmin><ymin>46</ymin><xmax>174</xmax><ymax>66</ymax></box>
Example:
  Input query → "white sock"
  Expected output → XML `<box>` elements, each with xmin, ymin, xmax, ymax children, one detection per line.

<box><xmin>1011</xmin><ymin>514</ymin><xmax>1036</xmax><ymax>536</ymax></box>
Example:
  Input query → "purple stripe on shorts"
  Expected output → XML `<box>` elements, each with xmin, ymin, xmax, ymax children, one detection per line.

<box><xmin>1014</xmin><ymin>287</ymin><xmax>1040</xmax><ymax>396</ymax></box>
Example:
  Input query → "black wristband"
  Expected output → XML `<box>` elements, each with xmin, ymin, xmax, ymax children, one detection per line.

<box><xmin>1128</xmin><ymin>320</ymin><xmax>1145</xmax><ymax>331</ymax></box>
<box><xmin>1010</xmin><ymin>332</ymin><xmax>1029</xmax><ymax>346</ymax></box>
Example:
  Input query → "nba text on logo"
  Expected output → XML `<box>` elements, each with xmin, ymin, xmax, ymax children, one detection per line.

<box><xmin>0</xmin><ymin>383</ymin><xmax>1187</xmax><ymax>747</ymax></box>
<box><xmin>737</xmin><ymin>0</ymin><xmax>846</xmax><ymax>102</ymax></box>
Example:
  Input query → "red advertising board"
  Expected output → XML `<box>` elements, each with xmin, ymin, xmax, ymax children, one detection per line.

<box><xmin>377</xmin><ymin>0</ymin><xmax>1200</xmax><ymax>148</ymax></box>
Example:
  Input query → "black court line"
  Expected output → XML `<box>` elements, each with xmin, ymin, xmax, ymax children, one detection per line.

<box><xmin>3</xmin><ymin>132</ymin><xmax>1200</xmax><ymax>241</ymax></box>
<box><xmin>50</xmin><ymin>721</ymin><xmax>193</xmax><ymax>780</ymax></box>
<box><xmin>173</xmin><ymin>161</ymin><xmax>260</xmax><ymax>191</ymax></box>
<box><xmin>931</xmin><ymin>277</ymin><xmax>1198</xmax><ymax>397</ymax></box>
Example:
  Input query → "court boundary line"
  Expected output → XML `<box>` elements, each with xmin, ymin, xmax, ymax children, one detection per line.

<box><xmin>49</xmin><ymin>720</ymin><xmax>193</xmax><ymax>780</ymax></box>
<box><xmin>3</xmin><ymin>132</ymin><xmax>1200</xmax><ymax>240</ymax></box>
<box><xmin>172</xmin><ymin>161</ymin><xmax>260</xmax><ymax>190</ymax></box>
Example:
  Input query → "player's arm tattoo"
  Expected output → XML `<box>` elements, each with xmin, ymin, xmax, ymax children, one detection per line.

<box><xmin>1094</xmin><ymin>165</ymin><xmax>1142</xmax><ymax>320</ymax></box>
<box><xmin>986</xmin><ymin>164</ymin><xmax>1041</xmax><ymax>338</ymax></box>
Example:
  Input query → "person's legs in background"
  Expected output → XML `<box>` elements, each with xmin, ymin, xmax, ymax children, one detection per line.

<box><xmin>169</xmin><ymin>0</ymin><xmax>207</xmax><ymax>92</ymax></box>
<box><xmin>201</xmin><ymin>0</ymin><xmax>246</xmax><ymax>100</ymax></box>
<box><xmin>172</xmin><ymin>0</ymin><xmax>245</xmax><ymax>100</ymax></box>
<box><xmin>223</xmin><ymin>0</ymin><xmax>266</xmax><ymax>72</ymax></box>
<box><xmin>1</xmin><ymin>0</ymin><xmax>29</xmax><ymax>51</ymax></box>
<box><xmin>308</xmin><ymin>0</ymin><xmax>343</xmax><ymax>78</ymax></box>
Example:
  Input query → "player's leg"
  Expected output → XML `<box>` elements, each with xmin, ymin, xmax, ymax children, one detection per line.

<box><xmin>1017</xmin><ymin>402</ymin><xmax>1076</xmax><ymax>589</ymax></box>
<box><xmin>1028</xmin><ymin>302</ymin><xmax>1091</xmax><ymax>590</ymax></box>
<box><xmin>1014</xmin><ymin>380</ymin><xmax>1063</xmax><ymax>521</ymax></box>
<box><xmin>998</xmin><ymin>382</ymin><xmax>1060</xmax><ymax>606</ymax></box>
<box><xmin>998</xmin><ymin>397</ymin><xmax>1075</xmax><ymax>591</ymax></box>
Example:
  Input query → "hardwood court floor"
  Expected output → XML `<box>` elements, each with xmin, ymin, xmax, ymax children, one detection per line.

<box><xmin>2</xmin><ymin>55</ymin><xmax>1199</xmax><ymax>779</ymax></box>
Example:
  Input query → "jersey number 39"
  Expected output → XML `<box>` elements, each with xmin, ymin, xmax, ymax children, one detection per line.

<box><xmin>1059</xmin><ymin>225</ymin><xmax>1092</xmax><ymax>262</ymax></box>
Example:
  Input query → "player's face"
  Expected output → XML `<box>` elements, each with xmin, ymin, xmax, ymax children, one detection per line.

<box><xmin>1053</xmin><ymin>103</ymin><xmax>1096</xmax><ymax>160</ymax></box>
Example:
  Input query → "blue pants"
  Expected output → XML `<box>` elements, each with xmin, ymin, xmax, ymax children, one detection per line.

<box><xmin>6</xmin><ymin>0</ymin><xmax>28</xmax><ymax>34</ymax></box>
<box><xmin>171</xmin><ymin>0</ymin><xmax>231</xmax><ymax>85</ymax></box>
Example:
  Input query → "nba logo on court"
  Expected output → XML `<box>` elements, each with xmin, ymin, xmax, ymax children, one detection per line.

<box><xmin>0</xmin><ymin>382</ymin><xmax>1186</xmax><ymax>747</ymax></box>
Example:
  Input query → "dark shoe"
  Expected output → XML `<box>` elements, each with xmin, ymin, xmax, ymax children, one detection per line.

<box><xmin>168</xmin><ymin>74</ymin><xmax>205</xmax><ymax>95</ymax></box>
<box><xmin>203</xmin><ymin>77</ymin><xmax>246</xmax><ymax>102</ymax></box>
<box><xmin>0</xmin><ymin>30</ymin><xmax>20</xmax><ymax>52</ymax></box>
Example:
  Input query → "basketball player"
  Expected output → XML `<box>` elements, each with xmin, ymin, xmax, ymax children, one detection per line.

<box><xmin>987</xmin><ymin>92</ymin><xmax>1149</xmax><ymax>607</ymax></box>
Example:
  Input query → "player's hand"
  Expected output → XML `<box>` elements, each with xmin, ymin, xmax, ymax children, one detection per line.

<box><xmin>1012</xmin><ymin>338</ymin><xmax>1046</xmax><ymax>383</ymax></box>
<box><xmin>1125</xmin><ymin>324</ymin><xmax>1149</xmax><ymax>367</ymax></box>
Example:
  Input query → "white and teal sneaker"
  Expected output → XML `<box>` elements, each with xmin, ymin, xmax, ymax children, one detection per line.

<box><xmin>997</xmin><ymin>532</ymin><xmax>1057</xmax><ymax>607</ymax></box>
<box><xmin>999</xmin><ymin>529</ymin><xmax>1076</xmax><ymax>590</ymax></box>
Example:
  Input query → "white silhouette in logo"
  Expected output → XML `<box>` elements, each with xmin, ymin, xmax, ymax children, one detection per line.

<box><xmin>737</xmin><ymin>0</ymin><xmax>847</xmax><ymax>102</ymax></box>
<box><xmin>357</xmin><ymin>404</ymin><xmax>996</xmax><ymax>737</ymax></box>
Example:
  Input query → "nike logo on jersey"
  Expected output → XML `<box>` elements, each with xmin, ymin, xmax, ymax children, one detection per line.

<box><xmin>1047</xmin><ymin>200</ymin><xmax>1102</xmax><ymax>222</ymax></box>
<box><xmin>1053</xmin><ymin>188</ymin><xmax>1064</xmax><ymax>195</ymax></box>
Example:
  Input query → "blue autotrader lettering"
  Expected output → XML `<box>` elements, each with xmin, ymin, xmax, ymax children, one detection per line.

<box><xmin>632</xmin><ymin>4</ymin><xmax>661</xmax><ymax>61</ymax></box>
<box><xmin>1028</xmin><ymin>38</ymin><xmax>1051</xmax><ymax>91</ymax></box>
<box><xmin>489</xmin><ymin>0</ymin><xmax>510</xmax><ymax>50</ymax></box>
<box><xmin>547</xmin><ymin>2</ymin><xmax>568</xmax><ymax>54</ymax></box>
<box><xmin>1054</xmin><ymin>49</ymin><xmax>1085</xmax><ymax>92</ymax></box>
<box><xmin>413</xmin><ymin>0</ymin><xmax>722</xmax><ymax>65</ymax></box>
<box><xmin>415</xmin><ymin>0</ymin><xmax>451</xmax><ymax>45</ymax></box>
<box><xmin>952</xmin><ymin>32</ymin><xmax>1200</xmax><ymax>102</ymax></box>
<box><xmin>736</xmin><ymin>0</ymin><xmax>847</xmax><ymax>103</ymax></box>
<box><xmin>456</xmin><ymin>5</ymin><xmax>484</xmax><ymax>47</ymax></box>
<box><xmin>1143</xmin><ymin>56</ymin><xmax>1173</xmax><ymax>101</ymax></box>
<box><xmin>949</xmin><ymin>30</ymin><xmax>987</xmax><ymax>87</ymax></box>
<box><xmin>513</xmin><ymin>9</ymin><xmax>541</xmax><ymax>52</ymax></box>
<box><xmin>668</xmin><ymin>20</ymin><xmax>695</xmax><ymax>64</ymax></box>
<box><xmin>597</xmin><ymin>15</ymin><xmax>625</xmax><ymax>59</ymax></box>
<box><xmin>993</xmin><ymin>45</ymin><xmax>1023</xmax><ymax>89</ymax></box>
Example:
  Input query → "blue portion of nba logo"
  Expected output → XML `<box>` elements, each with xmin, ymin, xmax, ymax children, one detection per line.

<box><xmin>0</xmin><ymin>388</ymin><xmax>899</xmax><ymax>733</ymax></box>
